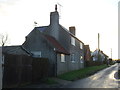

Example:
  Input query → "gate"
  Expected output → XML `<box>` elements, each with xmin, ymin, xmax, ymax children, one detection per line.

<box><xmin>32</xmin><ymin>58</ymin><xmax>49</xmax><ymax>82</ymax></box>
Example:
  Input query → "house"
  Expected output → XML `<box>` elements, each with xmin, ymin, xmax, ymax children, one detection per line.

<box><xmin>22</xmin><ymin>5</ymin><xmax>85</xmax><ymax>76</ymax></box>
<box><xmin>84</xmin><ymin>45</ymin><xmax>91</xmax><ymax>61</ymax></box>
<box><xmin>91</xmin><ymin>49</ymin><xmax>107</xmax><ymax>62</ymax></box>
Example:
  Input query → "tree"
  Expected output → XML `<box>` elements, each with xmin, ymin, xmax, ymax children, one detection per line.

<box><xmin>0</xmin><ymin>34</ymin><xmax>8</xmax><ymax>47</ymax></box>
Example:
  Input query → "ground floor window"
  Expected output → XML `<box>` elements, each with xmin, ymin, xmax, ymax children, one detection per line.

<box><xmin>71</xmin><ymin>54</ymin><xmax>75</xmax><ymax>62</ymax></box>
<box><xmin>60</xmin><ymin>54</ymin><xmax>65</xmax><ymax>62</ymax></box>
<box><xmin>80</xmin><ymin>55</ymin><xmax>83</xmax><ymax>63</ymax></box>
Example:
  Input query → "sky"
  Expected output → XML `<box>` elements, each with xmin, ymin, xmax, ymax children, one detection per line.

<box><xmin>0</xmin><ymin>0</ymin><xmax>119</xmax><ymax>59</ymax></box>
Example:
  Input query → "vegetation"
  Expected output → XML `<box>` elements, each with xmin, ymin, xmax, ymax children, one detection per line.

<box><xmin>57</xmin><ymin>64</ymin><xmax>108</xmax><ymax>81</ymax></box>
<box><xmin>43</xmin><ymin>78</ymin><xmax>58</xmax><ymax>85</ymax></box>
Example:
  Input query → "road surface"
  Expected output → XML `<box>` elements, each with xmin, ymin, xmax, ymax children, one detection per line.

<box><xmin>62</xmin><ymin>64</ymin><xmax>119</xmax><ymax>88</ymax></box>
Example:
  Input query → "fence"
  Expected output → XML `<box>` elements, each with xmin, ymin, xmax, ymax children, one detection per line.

<box><xmin>3</xmin><ymin>53</ymin><xmax>49</xmax><ymax>88</ymax></box>
<box><xmin>32</xmin><ymin>58</ymin><xmax>49</xmax><ymax>82</ymax></box>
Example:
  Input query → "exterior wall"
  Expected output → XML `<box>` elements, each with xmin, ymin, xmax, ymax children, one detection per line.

<box><xmin>57</xmin><ymin>26</ymin><xmax>84</xmax><ymax>73</ymax></box>
<box><xmin>68</xmin><ymin>38</ymin><xmax>84</xmax><ymax>71</ymax></box>
<box><xmin>56</xmin><ymin>54</ymin><xmax>69</xmax><ymax>75</ymax></box>
<box><xmin>23</xmin><ymin>29</ymin><xmax>56</xmax><ymax>76</ymax></box>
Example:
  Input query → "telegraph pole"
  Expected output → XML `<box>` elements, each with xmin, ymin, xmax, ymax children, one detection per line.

<box><xmin>98</xmin><ymin>33</ymin><xmax>100</xmax><ymax>50</ymax></box>
<box><xmin>111</xmin><ymin>48</ymin><xmax>112</xmax><ymax>59</ymax></box>
<box><xmin>98</xmin><ymin>33</ymin><xmax>100</xmax><ymax>61</ymax></box>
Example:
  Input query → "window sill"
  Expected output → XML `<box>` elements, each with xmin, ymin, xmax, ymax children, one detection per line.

<box><xmin>71</xmin><ymin>61</ymin><xmax>75</xmax><ymax>63</ymax></box>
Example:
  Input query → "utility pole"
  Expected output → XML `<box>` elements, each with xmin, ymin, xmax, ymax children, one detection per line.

<box><xmin>98</xmin><ymin>33</ymin><xmax>100</xmax><ymax>61</ymax></box>
<box><xmin>98</xmin><ymin>33</ymin><xmax>100</xmax><ymax>50</ymax></box>
<box><xmin>111</xmin><ymin>48</ymin><xmax>112</xmax><ymax>59</ymax></box>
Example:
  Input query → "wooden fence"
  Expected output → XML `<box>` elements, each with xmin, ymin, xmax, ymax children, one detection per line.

<box><xmin>3</xmin><ymin>54</ymin><xmax>49</xmax><ymax>88</ymax></box>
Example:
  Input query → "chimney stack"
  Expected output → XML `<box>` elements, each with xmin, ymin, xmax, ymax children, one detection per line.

<box><xmin>69</xmin><ymin>26</ymin><xmax>76</xmax><ymax>35</ymax></box>
<box><xmin>49</xmin><ymin>5</ymin><xmax>59</xmax><ymax>40</ymax></box>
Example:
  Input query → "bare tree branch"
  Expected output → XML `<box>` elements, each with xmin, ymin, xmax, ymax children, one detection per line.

<box><xmin>0</xmin><ymin>34</ymin><xmax>8</xmax><ymax>47</ymax></box>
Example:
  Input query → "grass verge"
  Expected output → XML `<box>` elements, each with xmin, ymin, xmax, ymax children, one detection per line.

<box><xmin>57</xmin><ymin>64</ymin><xmax>108</xmax><ymax>81</ymax></box>
<box><xmin>43</xmin><ymin>78</ymin><xmax>58</xmax><ymax>85</ymax></box>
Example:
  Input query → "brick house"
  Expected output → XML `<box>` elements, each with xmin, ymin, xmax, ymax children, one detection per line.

<box><xmin>84</xmin><ymin>45</ymin><xmax>91</xmax><ymax>61</ymax></box>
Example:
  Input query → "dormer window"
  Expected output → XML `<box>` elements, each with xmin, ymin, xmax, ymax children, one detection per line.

<box><xmin>71</xmin><ymin>37</ymin><xmax>75</xmax><ymax>46</ymax></box>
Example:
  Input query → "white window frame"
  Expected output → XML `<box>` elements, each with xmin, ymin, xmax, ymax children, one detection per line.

<box><xmin>60</xmin><ymin>54</ymin><xmax>65</xmax><ymax>62</ymax></box>
<box><xmin>80</xmin><ymin>55</ymin><xmax>83</xmax><ymax>63</ymax></box>
<box><xmin>80</xmin><ymin>42</ymin><xmax>83</xmax><ymax>49</ymax></box>
<box><xmin>71</xmin><ymin>37</ymin><xmax>75</xmax><ymax>46</ymax></box>
<box><xmin>31</xmin><ymin>51</ymin><xmax>42</xmax><ymax>57</ymax></box>
<box><xmin>71</xmin><ymin>54</ymin><xmax>75</xmax><ymax>63</ymax></box>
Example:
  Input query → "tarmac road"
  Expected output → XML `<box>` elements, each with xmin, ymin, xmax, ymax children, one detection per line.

<box><xmin>62</xmin><ymin>64</ymin><xmax>119</xmax><ymax>88</ymax></box>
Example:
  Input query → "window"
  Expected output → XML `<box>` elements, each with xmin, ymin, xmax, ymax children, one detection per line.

<box><xmin>71</xmin><ymin>37</ymin><xmax>75</xmax><ymax>46</ymax></box>
<box><xmin>80</xmin><ymin>42</ymin><xmax>83</xmax><ymax>49</ymax></box>
<box><xmin>61</xmin><ymin>54</ymin><xmax>65</xmax><ymax>62</ymax></box>
<box><xmin>71</xmin><ymin>54</ymin><xmax>75</xmax><ymax>62</ymax></box>
<box><xmin>31</xmin><ymin>51</ymin><xmax>41</xmax><ymax>57</ymax></box>
<box><xmin>80</xmin><ymin>56</ymin><xmax>83</xmax><ymax>63</ymax></box>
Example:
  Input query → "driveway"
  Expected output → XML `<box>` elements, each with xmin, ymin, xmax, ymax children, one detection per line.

<box><xmin>62</xmin><ymin>64</ymin><xmax>119</xmax><ymax>88</ymax></box>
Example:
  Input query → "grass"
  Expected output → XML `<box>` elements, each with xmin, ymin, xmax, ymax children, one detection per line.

<box><xmin>43</xmin><ymin>78</ymin><xmax>58</xmax><ymax>85</ymax></box>
<box><xmin>57</xmin><ymin>64</ymin><xmax>108</xmax><ymax>81</ymax></box>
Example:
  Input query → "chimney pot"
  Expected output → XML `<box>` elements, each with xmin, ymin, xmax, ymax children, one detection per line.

<box><xmin>69</xmin><ymin>26</ymin><xmax>76</xmax><ymax>35</ymax></box>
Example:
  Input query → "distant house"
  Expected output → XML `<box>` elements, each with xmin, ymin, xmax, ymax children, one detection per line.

<box><xmin>91</xmin><ymin>49</ymin><xmax>108</xmax><ymax>62</ymax></box>
<box><xmin>22</xmin><ymin>6</ymin><xmax>85</xmax><ymax>76</ymax></box>
<box><xmin>84</xmin><ymin>45</ymin><xmax>91</xmax><ymax>61</ymax></box>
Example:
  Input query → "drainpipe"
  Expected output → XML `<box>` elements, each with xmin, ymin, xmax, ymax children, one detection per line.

<box><xmin>54</xmin><ymin>48</ymin><xmax>57</xmax><ymax>77</ymax></box>
<box><xmin>55</xmin><ymin>53</ymin><xmax>57</xmax><ymax>77</ymax></box>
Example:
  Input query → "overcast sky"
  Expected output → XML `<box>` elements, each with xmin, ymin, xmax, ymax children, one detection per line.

<box><xmin>0</xmin><ymin>0</ymin><xmax>119</xmax><ymax>59</ymax></box>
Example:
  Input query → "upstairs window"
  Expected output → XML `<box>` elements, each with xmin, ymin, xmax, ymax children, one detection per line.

<box><xmin>71</xmin><ymin>37</ymin><xmax>75</xmax><ymax>46</ymax></box>
<box><xmin>71</xmin><ymin>54</ymin><xmax>75</xmax><ymax>62</ymax></box>
<box><xmin>61</xmin><ymin>54</ymin><xmax>65</xmax><ymax>62</ymax></box>
<box><xmin>80</xmin><ymin>42</ymin><xmax>83</xmax><ymax>49</ymax></box>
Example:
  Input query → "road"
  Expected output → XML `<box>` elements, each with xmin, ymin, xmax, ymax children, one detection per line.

<box><xmin>62</xmin><ymin>64</ymin><xmax>119</xmax><ymax>88</ymax></box>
